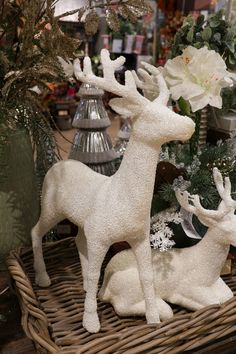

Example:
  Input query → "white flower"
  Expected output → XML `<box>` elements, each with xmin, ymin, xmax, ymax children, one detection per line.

<box><xmin>163</xmin><ymin>46</ymin><xmax>235</xmax><ymax>112</ymax></box>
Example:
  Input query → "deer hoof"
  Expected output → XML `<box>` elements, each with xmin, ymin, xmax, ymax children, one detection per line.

<box><xmin>156</xmin><ymin>298</ymin><xmax>173</xmax><ymax>321</ymax></box>
<box><xmin>35</xmin><ymin>273</ymin><xmax>51</xmax><ymax>287</ymax></box>
<box><xmin>83</xmin><ymin>311</ymin><xmax>100</xmax><ymax>333</ymax></box>
<box><xmin>146</xmin><ymin>309</ymin><xmax>160</xmax><ymax>324</ymax></box>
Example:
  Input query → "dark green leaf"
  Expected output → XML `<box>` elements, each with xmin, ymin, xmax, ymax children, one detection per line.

<box><xmin>203</xmin><ymin>41</ymin><xmax>210</xmax><ymax>48</ymax></box>
<box><xmin>183</xmin><ymin>15</ymin><xmax>195</xmax><ymax>27</ymax></box>
<box><xmin>201</xmin><ymin>26</ymin><xmax>212</xmax><ymax>41</ymax></box>
<box><xmin>229</xmin><ymin>54</ymin><xmax>236</xmax><ymax>65</ymax></box>
<box><xmin>215</xmin><ymin>9</ymin><xmax>224</xmax><ymax>19</ymax></box>
<box><xmin>194</xmin><ymin>42</ymin><xmax>202</xmax><ymax>49</ymax></box>
<box><xmin>209</xmin><ymin>19</ymin><xmax>221</xmax><ymax>28</ymax></box>
<box><xmin>187</xmin><ymin>28</ymin><xmax>194</xmax><ymax>43</ymax></box>
<box><xmin>178</xmin><ymin>97</ymin><xmax>191</xmax><ymax>116</ymax></box>
<box><xmin>225</xmin><ymin>29</ymin><xmax>235</xmax><ymax>42</ymax></box>
<box><xmin>196</xmin><ymin>14</ymin><xmax>205</xmax><ymax>28</ymax></box>
<box><xmin>225</xmin><ymin>40</ymin><xmax>235</xmax><ymax>53</ymax></box>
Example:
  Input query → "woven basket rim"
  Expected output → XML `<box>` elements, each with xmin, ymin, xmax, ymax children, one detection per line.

<box><xmin>6</xmin><ymin>237</ymin><xmax>236</xmax><ymax>354</ymax></box>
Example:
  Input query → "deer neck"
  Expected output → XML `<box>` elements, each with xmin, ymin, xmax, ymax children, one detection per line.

<box><xmin>115</xmin><ymin>132</ymin><xmax>161</xmax><ymax>209</ymax></box>
<box><xmin>191</xmin><ymin>228</ymin><xmax>230</xmax><ymax>279</ymax></box>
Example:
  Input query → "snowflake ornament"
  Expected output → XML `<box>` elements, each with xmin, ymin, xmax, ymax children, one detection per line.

<box><xmin>150</xmin><ymin>208</ymin><xmax>182</xmax><ymax>252</ymax></box>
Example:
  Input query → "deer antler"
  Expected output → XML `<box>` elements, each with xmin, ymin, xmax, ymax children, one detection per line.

<box><xmin>134</xmin><ymin>62</ymin><xmax>170</xmax><ymax>106</ymax></box>
<box><xmin>213</xmin><ymin>167</ymin><xmax>236</xmax><ymax>208</ymax></box>
<box><xmin>176</xmin><ymin>168</ymin><xmax>235</xmax><ymax>226</ymax></box>
<box><xmin>176</xmin><ymin>190</ymin><xmax>228</xmax><ymax>227</ymax></box>
<box><xmin>74</xmin><ymin>49</ymin><xmax>148</xmax><ymax>107</ymax></box>
<box><xmin>132</xmin><ymin>67</ymin><xmax>160</xmax><ymax>102</ymax></box>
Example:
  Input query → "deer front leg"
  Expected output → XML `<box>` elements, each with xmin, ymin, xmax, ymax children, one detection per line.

<box><xmin>83</xmin><ymin>239</ymin><xmax>107</xmax><ymax>333</ymax></box>
<box><xmin>130</xmin><ymin>236</ymin><xmax>161</xmax><ymax>324</ymax></box>
<box><xmin>75</xmin><ymin>229</ymin><xmax>88</xmax><ymax>291</ymax></box>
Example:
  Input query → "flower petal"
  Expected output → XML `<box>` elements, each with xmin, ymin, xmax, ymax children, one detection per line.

<box><xmin>189</xmin><ymin>93</ymin><xmax>210</xmax><ymax>112</ymax></box>
<box><xmin>163</xmin><ymin>45</ymin><xmax>232</xmax><ymax>111</ymax></box>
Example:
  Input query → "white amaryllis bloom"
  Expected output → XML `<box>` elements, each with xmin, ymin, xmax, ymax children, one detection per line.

<box><xmin>163</xmin><ymin>46</ymin><xmax>234</xmax><ymax>112</ymax></box>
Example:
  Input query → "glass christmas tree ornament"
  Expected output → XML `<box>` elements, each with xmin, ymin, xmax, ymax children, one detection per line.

<box><xmin>114</xmin><ymin>118</ymin><xmax>132</xmax><ymax>159</ymax></box>
<box><xmin>70</xmin><ymin>83</ymin><xmax>117</xmax><ymax>176</ymax></box>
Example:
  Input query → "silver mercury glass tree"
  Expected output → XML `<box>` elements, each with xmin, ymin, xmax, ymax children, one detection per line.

<box><xmin>70</xmin><ymin>83</ymin><xmax>118</xmax><ymax>176</ymax></box>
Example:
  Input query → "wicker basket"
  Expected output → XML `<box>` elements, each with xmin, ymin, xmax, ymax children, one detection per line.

<box><xmin>6</xmin><ymin>237</ymin><xmax>236</xmax><ymax>354</ymax></box>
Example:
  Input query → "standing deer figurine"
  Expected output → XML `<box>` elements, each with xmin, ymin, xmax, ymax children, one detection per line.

<box><xmin>99</xmin><ymin>167</ymin><xmax>235</xmax><ymax>316</ymax></box>
<box><xmin>31</xmin><ymin>49</ymin><xmax>195</xmax><ymax>333</ymax></box>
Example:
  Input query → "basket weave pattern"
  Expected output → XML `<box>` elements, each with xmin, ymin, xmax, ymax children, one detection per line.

<box><xmin>6</xmin><ymin>237</ymin><xmax>236</xmax><ymax>353</ymax></box>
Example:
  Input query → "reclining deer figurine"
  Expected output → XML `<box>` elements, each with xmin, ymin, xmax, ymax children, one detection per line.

<box><xmin>31</xmin><ymin>49</ymin><xmax>195</xmax><ymax>333</ymax></box>
<box><xmin>99</xmin><ymin>167</ymin><xmax>234</xmax><ymax>316</ymax></box>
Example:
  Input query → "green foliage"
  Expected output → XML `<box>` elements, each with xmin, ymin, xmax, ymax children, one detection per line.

<box><xmin>158</xmin><ymin>183</ymin><xmax>176</xmax><ymax>204</ymax></box>
<box><xmin>170</xmin><ymin>10</ymin><xmax>236</xmax><ymax>70</ymax></box>
<box><xmin>0</xmin><ymin>1</ymin><xmax>152</xmax><ymax>187</ymax></box>
<box><xmin>152</xmin><ymin>140</ymin><xmax>236</xmax><ymax>214</ymax></box>
<box><xmin>0</xmin><ymin>0</ymin><xmax>80</xmax><ymax>187</ymax></box>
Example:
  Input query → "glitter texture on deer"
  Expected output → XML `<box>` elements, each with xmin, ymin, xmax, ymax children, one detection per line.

<box><xmin>31</xmin><ymin>49</ymin><xmax>195</xmax><ymax>333</ymax></box>
<box><xmin>99</xmin><ymin>168</ymin><xmax>234</xmax><ymax>316</ymax></box>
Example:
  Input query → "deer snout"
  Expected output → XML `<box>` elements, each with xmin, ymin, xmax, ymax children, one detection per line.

<box><xmin>180</xmin><ymin>116</ymin><xmax>195</xmax><ymax>141</ymax></box>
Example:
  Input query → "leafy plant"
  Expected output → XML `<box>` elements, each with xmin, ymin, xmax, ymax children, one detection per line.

<box><xmin>0</xmin><ymin>0</ymin><xmax>153</xmax><ymax>183</ymax></box>
<box><xmin>170</xmin><ymin>9</ymin><xmax>236</xmax><ymax>70</ymax></box>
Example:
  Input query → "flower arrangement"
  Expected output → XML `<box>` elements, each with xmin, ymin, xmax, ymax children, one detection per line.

<box><xmin>163</xmin><ymin>45</ymin><xmax>234</xmax><ymax>112</ymax></box>
<box><xmin>151</xmin><ymin>10</ymin><xmax>236</xmax><ymax>247</ymax></box>
<box><xmin>170</xmin><ymin>9</ymin><xmax>236</xmax><ymax>71</ymax></box>
<box><xmin>159</xmin><ymin>10</ymin><xmax>236</xmax><ymax>155</ymax></box>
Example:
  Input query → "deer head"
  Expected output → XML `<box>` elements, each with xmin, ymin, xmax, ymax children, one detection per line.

<box><xmin>74</xmin><ymin>49</ymin><xmax>195</xmax><ymax>146</ymax></box>
<box><xmin>176</xmin><ymin>167</ymin><xmax>236</xmax><ymax>246</ymax></box>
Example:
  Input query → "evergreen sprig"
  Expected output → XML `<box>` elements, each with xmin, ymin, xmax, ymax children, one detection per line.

<box><xmin>0</xmin><ymin>0</ymin><xmax>80</xmax><ymax>188</ymax></box>
<box><xmin>153</xmin><ymin>141</ymin><xmax>236</xmax><ymax>213</ymax></box>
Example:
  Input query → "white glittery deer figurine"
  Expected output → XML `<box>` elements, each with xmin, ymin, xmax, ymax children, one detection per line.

<box><xmin>99</xmin><ymin>167</ymin><xmax>235</xmax><ymax>316</ymax></box>
<box><xmin>31</xmin><ymin>49</ymin><xmax>195</xmax><ymax>333</ymax></box>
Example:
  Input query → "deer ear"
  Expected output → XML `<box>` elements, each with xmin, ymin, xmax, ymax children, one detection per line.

<box><xmin>109</xmin><ymin>98</ymin><xmax>141</xmax><ymax>118</ymax></box>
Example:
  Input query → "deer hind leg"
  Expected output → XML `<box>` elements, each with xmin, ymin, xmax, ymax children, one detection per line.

<box><xmin>82</xmin><ymin>236</ymin><xmax>107</xmax><ymax>333</ymax></box>
<box><xmin>130</xmin><ymin>236</ymin><xmax>162</xmax><ymax>324</ymax></box>
<box><xmin>168</xmin><ymin>293</ymin><xmax>204</xmax><ymax>311</ymax></box>
<box><xmin>75</xmin><ymin>229</ymin><xmax>88</xmax><ymax>291</ymax></box>
<box><xmin>115</xmin><ymin>298</ymin><xmax>173</xmax><ymax>321</ymax></box>
<box><xmin>212</xmin><ymin>278</ymin><xmax>233</xmax><ymax>303</ymax></box>
<box><xmin>31</xmin><ymin>195</ymin><xmax>64</xmax><ymax>287</ymax></box>
<box><xmin>181</xmin><ymin>281</ymin><xmax>233</xmax><ymax>309</ymax></box>
<box><xmin>167</xmin><ymin>285</ymin><xmax>226</xmax><ymax>310</ymax></box>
